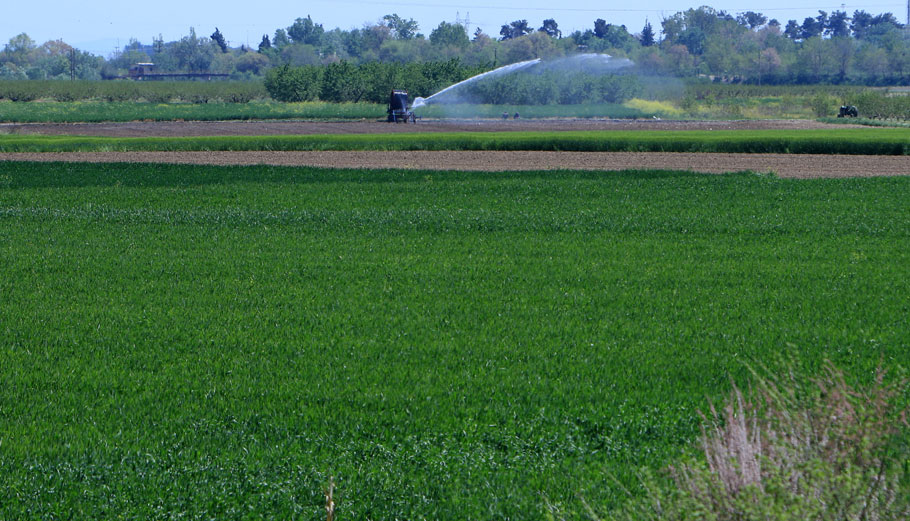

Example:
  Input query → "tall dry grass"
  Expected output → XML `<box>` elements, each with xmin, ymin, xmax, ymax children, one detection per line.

<box><xmin>605</xmin><ymin>361</ymin><xmax>908</xmax><ymax>521</ymax></box>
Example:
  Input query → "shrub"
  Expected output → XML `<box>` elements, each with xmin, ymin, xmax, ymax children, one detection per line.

<box><xmin>810</xmin><ymin>94</ymin><xmax>834</xmax><ymax>117</ymax></box>
<box><xmin>606</xmin><ymin>362</ymin><xmax>909</xmax><ymax>521</ymax></box>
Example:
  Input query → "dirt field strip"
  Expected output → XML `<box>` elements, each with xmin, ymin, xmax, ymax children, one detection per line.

<box><xmin>1</xmin><ymin>151</ymin><xmax>908</xmax><ymax>178</ymax></box>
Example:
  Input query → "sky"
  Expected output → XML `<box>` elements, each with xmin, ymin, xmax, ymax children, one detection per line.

<box><xmin>2</xmin><ymin>0</ymin><xmax>908</xmax><ymax>57</ymax></box>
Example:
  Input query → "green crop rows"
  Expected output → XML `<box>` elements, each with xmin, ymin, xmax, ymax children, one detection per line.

<box><xmin>1</xmin><ymin>128</ymin><xmax>909</xmax><ymax>155</ymax></box>
<box><xmin>1</xmin><ymin>162</ymin><xmax>908</xmax><ymax>520</ymax></box>
<box><xmin>0</xmin><ymin>100</ymin><xmax>386</xmax><ymax>123</ymax></box>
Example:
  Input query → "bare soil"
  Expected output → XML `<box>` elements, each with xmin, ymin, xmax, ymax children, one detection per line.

<box><xmin>2</xmin><ymin>150</ymin><xmax>907</xmax><ymax>179</ymax></box>
<box><xmin>0</xmin><ymin>118</ymin><xmax>860</xmax><ymax>137</ymax></box>
<box><xmin>1</xmin><ymin>119</ymin><xmax>903</xmax><ymax>178</ymax></box>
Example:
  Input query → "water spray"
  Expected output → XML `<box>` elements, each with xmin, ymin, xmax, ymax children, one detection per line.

<box><xmin>411</xmin><ymin>54</ymin><xmax>633</xmax><ymax>110</ymax></box>
<box><xmin>412</xmin><ymin>58</ymin><xmax>541</xmax><ymax>109</ymax></box>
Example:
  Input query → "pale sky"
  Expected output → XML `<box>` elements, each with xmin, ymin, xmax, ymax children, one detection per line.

<box><xmin>3</xmin><ymin>0</ymin><xmax>907</xmax><ymax>56</ymax></box>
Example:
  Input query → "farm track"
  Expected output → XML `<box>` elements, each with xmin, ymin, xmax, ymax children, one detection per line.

<box><xmin>2</xmin><ymin>150</ymin><xmax>908</xmax><ymax>178</ymax></box>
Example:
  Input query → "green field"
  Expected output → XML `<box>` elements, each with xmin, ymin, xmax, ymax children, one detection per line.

<box><xmin>0</xmin><ymin>100</ymin><xmax>386</xmax><ymax>123</ymax></box>
<box><xmin>1</xmin><ymin>128</ymin><xmax>909</xmax><ymax>155</ymax></box>
<box><xmin>1</xmin><ymin>162</ymin><xmax>907</xmax><ymax>519</ymax></box>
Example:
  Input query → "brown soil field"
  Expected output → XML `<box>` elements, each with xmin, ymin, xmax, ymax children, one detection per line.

<box><xmin>2</xmin><ymin>150</ymin><xmax>908</xmax><ymax>179</ymax></box>
<box><xmin>1</xmin><ymin>119</ymin><xmax>904</xmax><ymax>178</ymax></box>
<box><xmin>0</xmin><ymin>118</ymin><xmax>860</xmax><ymax>137</ymax></box>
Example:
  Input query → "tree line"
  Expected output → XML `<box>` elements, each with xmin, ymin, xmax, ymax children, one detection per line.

<box><xmin>264</xmin><ymin>59</ymin><xmax>643</xmax><ymax>105</ymax></box>
<box><xmin>1</xmin><ymin>6</ymin><xmax>908</xmax><ymax>85</ymax></box>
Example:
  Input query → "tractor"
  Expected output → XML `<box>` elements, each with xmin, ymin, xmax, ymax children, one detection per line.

<box><xmin>387</xmin><ymin>90</ymin><xmax>417</xmax><ymax>123</ymax></box>
<box><xmin>838</xmin><ymin>105</ymin><xmax>858</xmax><ymax>118</ymax></box>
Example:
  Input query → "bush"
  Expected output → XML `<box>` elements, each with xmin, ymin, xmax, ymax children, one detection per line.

<box><xmin>810</xmin><ymin>94</ymin><xmax>834</xmax><ymax>117</ymax></box>
<box><xmin>845</xmin><ymin>91</ymin><xmax>910</xmax><ymax>120</ymax></box>
<box><xmin>605</xmin><ymin>362</ymin><xmax>909</xmax><ymax>521</ymax></box>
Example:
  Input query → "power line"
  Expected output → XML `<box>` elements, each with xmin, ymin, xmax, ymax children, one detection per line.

<box><xmin>326</xmin><ymin>0</ymin><xmax>905</xmax><ymax>13</ymax></box>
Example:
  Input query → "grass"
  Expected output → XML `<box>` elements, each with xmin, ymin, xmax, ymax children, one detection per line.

<box><xmin>1</xmin><ymin>162</ymin><xmax>908</xmax><ymax>519</ymax></box>
<box><xmin>820</xmin><ymin>116</ymin><xmax>910</xmax><ymax>128</ymax></box>
<box><xmin>0</xmin><ymin>128</ymin><xmax>908</xmax><ymax>155</ymax></box>
<box><xmin>0</xmin><ymin>100</ymin><xmax>386</xmax><ymax>123</ymax></box>
<box><xmin>414</xmin><ymin>102</ymin><xmax>656</xmax><ymax>119</ymax></box>
<box><xmin>0</xmin><ymin>100</ymin><xmax>654</xmax><ymax>123</ymax></box>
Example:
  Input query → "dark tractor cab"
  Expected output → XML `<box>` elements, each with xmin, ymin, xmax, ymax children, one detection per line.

<box><xmin>838</xmin><ymin>105</ymin><xmax>858</xmax><ymax>118</ymax></box>
<box><xmin>388</xmin><ymin>90</ymin><xmax>416</xmax><ymax>123</ymax></box>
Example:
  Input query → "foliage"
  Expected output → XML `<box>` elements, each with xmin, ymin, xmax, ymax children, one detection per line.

<box><xmin>844</xmin><ymin>91</ymin><xmax>910</xmax><ymax>119</ymax></box>
<box><xmin>446</xmin><ymin>70</ymin><xmax>642</xmax><ymax>105</ymax></box>
<box><xmin>264</xmin><ymin>59</ymin><xmax>483</xmax><ymax>103</ymax></box>
<box><xmin>605</xmin><ymin>362</ymin><xmax>909</xmax><ymax>521</ymax></box>
<box><xmin>430</xmin><ymin>22</ymin><xmax>470</xmax><ymax>49</ymax></box>
<box><xmin>264</xmin><ymin>64</ymin><xmax>323</xmax><ymax>102</ymax></box>
<box><xmin>287</xmin><ymin>16</ymin><xmax>325</xmax><ymax>46</ymax></box>
<box><xmin>0</xmin><ymin>80</ymin><xmax>267</xmax><ymax>104</ymax></box>
<box><xmin>2</xmin><ymin>5</ymin><xmax>910</xmax><ymax>84</ymax></box>
<box><xmin>1</xmin><ymin>163</ymin><xmax>908</xmax><ymax>520</ymax></box>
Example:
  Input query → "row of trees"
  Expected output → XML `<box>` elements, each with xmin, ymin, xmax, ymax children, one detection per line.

<box><xmin>264</xmin><ymin>59</ymin><xmax>642</xmax><ymax>105</ymax></box>
<box><xmin>2</xmin><ymin>7</ymin><xmax>908</xmax><ymax>84</ymax></box>
<box><xmin>264</xmin><ymin>60</ymin><xmax>484</xmax><ymax>103</ymax></box>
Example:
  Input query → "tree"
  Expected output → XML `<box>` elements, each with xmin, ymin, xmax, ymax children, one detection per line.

<box><xmin>430</xmin><ymin>21</ymin><xmax>469</xmax><ymax>48</ymax></box>
<box><xmin>784</xmin><ymin>20</ymin><xmax>801</xmax><ymax>39</ymax></box>
<box><xmin>383</xmin><ymin>14</ymin><xmax>419</xmax><ymax>40</ymax></box>
<box><xmin>758</xmin><ymin>47</ymin><xmax>781</xmax><ymax>76</ymax></box>
<box><xmin>830</xmin><ymin>36</ymin><xmax>855</xmax><ymax>81</ymax></box>
<box><xmin>3</xmin><ymin>33</ymin><xmax>36</xmax><ymax>66</ymax></box>
<box><xmin>797</xmin><ymin>36</ymin><xmax>836</xmax><ymax>81</ymax></box>
<box><xmin>500</xmin><ymin>20</ymin><xmax>531</xmax><ymax>40</ymax></box>
<box><xmin>539</xmin><ymin>19</ymin><xmax>561</xmax><ymax>38</ymax></box>
<box><xmin>173</xmin><ymin>27</ymin><xmax>214</xmax><ymax>72</ymax></box>
<box><xmin>640</xmin><ymin>21</ymin><xmax>655</xmax><ymax>46</ymax></box>
<box><xmin>273</xmin><ymin>29</ymin><xmax>290</xmax><ymax>49</ymax></box>
<box><xmin>851</xmin><ymin>10</ymin><xmax>874</xmax><ymax>39</ymax></box>
<box><xmin>800</xmin><ymin>15</ymin><xmax>824</xmax><ymax>39</ymax></box>
<box><xmin>236</xmin><ymin>52</ymin><xmax>270</xmax><ymax>74</ymax></box>
<box><xmin>211</xmin><ymin>28</ymin><xmax>228</xmax><ymax>53</ymax></box>
<box><xmin>826</xmin><ymin>11</ymin><xmax>850</xmax><ymax>38</ymax></box>
<box><xmin>593</xmin><ymin>19</ymin><xmax>609</xmax><ymax>39</ymax></box>
<box><xmin>258</xmin><ymin>35</ymin><xmax>271</xmax><ymax>53</ymax></box>
<box><xmin>153</xmin><ymin>34</ymin><xmax>165</xmax><ymax>56</ymax></box>
<box><xmin>288</xmin><ymin>16</ymin><xmax>324</xmax><ymax>46</ymax></box>
<box><xmin>678</xmin><ymin>28</ymin><xmax>707</xmax><ymax>55</ymax></box>
<box><xmin>736</xmin><ymin>11</ymin><xmax>767</xmax><ymax>30</ymax></box>
<box><xmin>825</xmin><ymin>11</ymin><xmax>850</xmax><ymax>38</ymax></box>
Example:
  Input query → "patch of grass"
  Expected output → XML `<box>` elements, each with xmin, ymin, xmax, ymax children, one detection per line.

<box><xmin>622</xmin><ymin>98</ymin><xmax>683</xmax><ymax>118</ymax></box>
<box><xmin>414</xmin><ymin>103</ymin><xmax>653</xmax><ymax>119</ymax></box>
<box><xmin>820</xmin><ymin>116</ymin><xmax>910</xmax><ymax>128</ymax></box>
<box><xmin>0</xmin><ymin>162</ymin><xmax>908</xmax><ymax>519</ymax></box>
<box><xmin>604</xmin><ymin>362</ymin><xmax>909</xmax><ymax>521</ymax></box>
<box><xmin>0</xmin><ymin>100</ymin><xmax>386</xmax><ymax>123</ymax></box>
<box><xmin>0</xmin><ymin>128</ymin><xmax>908</xmax><ymax>155</ymax></box>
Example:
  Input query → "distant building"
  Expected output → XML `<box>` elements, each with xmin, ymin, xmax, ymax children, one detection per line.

<box><xmin>128</xmin><ymin>63</ymin><xmax>156</xmax><ymax>79</ymax></box>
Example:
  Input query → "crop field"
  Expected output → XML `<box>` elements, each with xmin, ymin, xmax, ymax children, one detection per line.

<box><xmin>0</xmin><ymin>100</ymin><xmax>386</xmax><ymax>123</ymax></box>
<box><xmin>1</xmin><ymin>128</ymin><xmax>909</xmax><ymax>155</ymax></box>
<box><xmin>1</xmin><ymin>161</ymin><xmax>908</xmax><ymax>519</ymax></box>
<box><xmin>0</xmin><ymin>100</ymin><xmax>663</xmax><ymax>123</ymax></box>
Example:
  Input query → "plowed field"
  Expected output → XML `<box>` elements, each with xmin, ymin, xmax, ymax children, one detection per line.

<box><xmin>2</xmin><ymin>151</ymin><xmax>907</xmax><ymax>179</ymax></box>
<box><xmin>2</xmin><ymin>119</ymin><xmax>905</xmax><ymax>178</ymax></box>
